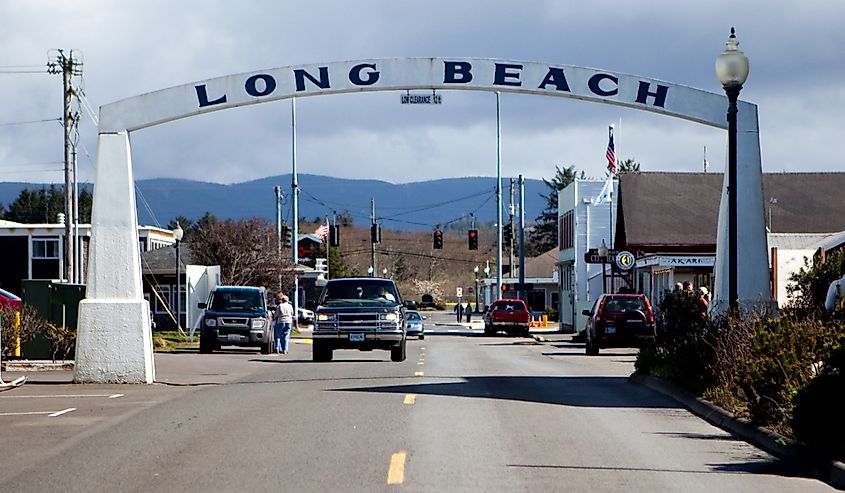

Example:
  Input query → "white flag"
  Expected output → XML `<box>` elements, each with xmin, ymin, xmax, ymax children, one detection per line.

<box><xmin>592</xmin><ymin>175</ymin><xmax>613</xmax><ymax>205</ymax></box>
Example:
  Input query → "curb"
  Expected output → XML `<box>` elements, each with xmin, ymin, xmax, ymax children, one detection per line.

<box><xmin>532</xmin><ymin>335</ymin><xmax>546</xmax><ymax>342</ymax></box>
<box><xmin>629</xmin><ymin>373</ymin><xmax>845</xmax><ymax>490</ymax></box>
<box><xmin>2</xmin><ymin>361</ymin><xmax>74</xmax><ymax>372</ymax></box>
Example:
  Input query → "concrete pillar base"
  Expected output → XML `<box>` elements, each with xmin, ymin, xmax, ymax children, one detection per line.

<box><xmin>74</xmin><ymin>299</ymin><xmax>155</xmax><ymax>384</ymax></box>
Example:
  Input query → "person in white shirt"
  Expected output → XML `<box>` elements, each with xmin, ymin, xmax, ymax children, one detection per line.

<box><xmin>272</xmin><ymin>294</ymin><xmax>295</xmax><ymax>354</ymax></box>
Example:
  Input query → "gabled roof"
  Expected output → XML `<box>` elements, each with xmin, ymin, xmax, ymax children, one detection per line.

<box><xmin>141</xmin><ymin>245</ymin><xmax>195</xmax><ymax>274</ymax></box>
<box><xmin>523</xmin><ymin>248</ymin><xmax>558</xmax><ymax>278</ymax></box>
<box><xmin>618</xmin><ymin>172</ymin><xmax>845</xmax><ymax>252</ymax></box>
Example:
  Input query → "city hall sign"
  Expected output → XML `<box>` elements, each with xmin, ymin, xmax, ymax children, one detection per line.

<box><xmin>80</xmin><ymin>57</ymin><xmax>770</xmax><ymax>384</ymax></box>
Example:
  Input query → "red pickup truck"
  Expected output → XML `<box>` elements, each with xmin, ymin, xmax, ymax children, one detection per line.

<box><xmin>484</xmin><ymin>298</ymin><xmax>531</xmax><ymax>337</ymax></box>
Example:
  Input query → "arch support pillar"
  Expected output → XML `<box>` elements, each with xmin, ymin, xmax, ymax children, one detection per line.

<box><xmin>74</xmin><ymin>132</ymin><xmax>154</xmax><ymax>383</ymax></box>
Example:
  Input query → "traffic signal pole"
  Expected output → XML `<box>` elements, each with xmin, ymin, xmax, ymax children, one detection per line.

<box><xmin>518</xmin><ymin>174</ymin><xmax>526</xmax><ymax>302</ymax></box>
<box><xmin>495</xmin><ymin>92</ymin><xmax>503</xmax><ymax>300</ymax></box>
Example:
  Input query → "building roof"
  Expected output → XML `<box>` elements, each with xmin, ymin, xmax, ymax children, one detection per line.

<box><xmin>523</xmin><ymin>248</ymin><xmax>558</xmax><ymax>279</ymax></box>
<box><xmin>618</xmin><ymin>172</ymin><xmax>845</xmax><ymax>252</ymax></box>
<box><xmin>141</xmin><ymin>245</ymin><xmax>196</xmax><ymax>274</ymax></box>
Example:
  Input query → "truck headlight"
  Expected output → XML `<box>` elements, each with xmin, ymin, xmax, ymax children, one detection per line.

<box><xmin>317</xmin><ymin>313</ymin><xmax>335</xmax><ymax>321</ymax></box>
<box><xmin>205</xmin><ymin>318</ymin><xmax>217</xmax><ymax>327</ymax></box>
<box><xmin>251</xmin><ymin>319</ymin><xmax>266</xmax><ymax>329</ymax></box>
<box><xmin>383</xmin><ymin>312</ymin><xmax>399</xmax><ymax>321</ymax></box>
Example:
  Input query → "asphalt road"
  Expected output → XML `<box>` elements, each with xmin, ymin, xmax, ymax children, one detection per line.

<box><xmin>0</xmin><ymin>331</ymin><xmax>835</xmax><ymax>492</ymax></box>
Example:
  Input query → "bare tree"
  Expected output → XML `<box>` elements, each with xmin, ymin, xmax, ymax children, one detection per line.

<box><xmin>188</xmin><ymin>217</ymin><xmax>295</xmax><ymax>290</ymax></box>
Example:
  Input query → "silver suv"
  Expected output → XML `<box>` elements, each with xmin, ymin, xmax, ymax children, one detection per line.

<box><xmin>312</xmin><ymin>278</ymin><xmax>406</xmax><ymax>362</ymax></box>
<box><xmin>198</xmin><ymin>286</ymin><xmax>273</xmax><ymax>354</ymax></box>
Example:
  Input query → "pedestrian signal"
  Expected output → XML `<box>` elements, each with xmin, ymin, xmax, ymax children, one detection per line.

<box><xmin>329</xmin><ymin>225</ymin><xmax>340</xmax><ymax>247</ymax></box>
<box><xmin>371</xmin><ymin>224</ymin><xmax>381</xmax><ymax>243</ymax></box>
<box><xmin>501</xmin><ymin>283</ymin><xmax>509</xmax><ymax>292</ymax></box>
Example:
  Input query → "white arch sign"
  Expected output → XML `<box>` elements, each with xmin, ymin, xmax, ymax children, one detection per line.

<box><xmin>76</xmin><ymin>58</ymin><xmax>770</xmax><ymax>383</ymax></box>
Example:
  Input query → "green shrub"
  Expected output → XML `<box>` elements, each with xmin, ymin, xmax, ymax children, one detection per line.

<box><xmin>787</xmin><ymin>249</ymin><xmax>845</xmax><ymax>319</ymax></box>
<box><xmin>0</xmin><ymin>305</ymin><xmax>50</xmax><ymax>358</ymax></box>
<box><xmin>792</xmin><ymin>345</ymin><xmax>845</xmax><ymax>459</ymax></box>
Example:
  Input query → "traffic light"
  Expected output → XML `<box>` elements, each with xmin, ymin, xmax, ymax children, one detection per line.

<box><xmin>281</xmin><ymin>224</ymin><xmax>291</xmax><ymax>247</ymax></box>
<box><xmin>371</xmin><ymin>224</ymin><xmax>381</xmax><ymax>243</ymax></box>
<box><xmin>433</xmin><ymin>229</ymin><xmax>443</xmax><ymax>249</ymax></box>
<box><xmin>503</xmin><ymin>223</ymin><xmax>513</xmax><ymax>245</ymax></box>
<box><xmin>468</xmin><ymin>229</ymin><xmax>478</xmax><ymax>250</ymax></box>
<box><xmin>329</xmin><ymin>225</ymin><xmax>340</xmax><ymax>247</ymax></box>
<box><xmin>501</xmin><ymin>283</ymin><xmax>509</xmax><ymax>293</ymax></box>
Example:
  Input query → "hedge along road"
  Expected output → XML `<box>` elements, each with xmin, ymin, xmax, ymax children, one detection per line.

<box><xmin>0</xmin><ymin>335</ymin><xmax>836</xmax><ymax>492</ymax></box>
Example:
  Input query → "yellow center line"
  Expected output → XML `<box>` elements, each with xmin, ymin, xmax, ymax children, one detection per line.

<box><xmin>403</xmin><ymin>394</ymin><xmax>416</xmax><ymax>405</ymax></box>
<box><xmin>414</xmin><ymin>371</ymin><xmax>424</xmax><ymax>377</ymax></box>
<box><xmin>387</xmin><ymin>451</ymin><xmax>407</xmax><ymax>485</ymax></box>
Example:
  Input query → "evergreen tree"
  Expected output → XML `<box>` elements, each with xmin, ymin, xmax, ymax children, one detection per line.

<box><xmin>527</xmin><ymin>165</ymin><xmax>585</xmax><ymax>255</ymax></box>
<box><xmin>4</xmin><ymin>185</ymin><xmax>92</xmax><ymax>224</ymax></box>
<box><xmin>617</xmin><ymin>159</ymin><xmax>641</xmax><ymax>175</ymax></box>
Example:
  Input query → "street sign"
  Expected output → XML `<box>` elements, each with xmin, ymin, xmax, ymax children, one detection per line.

<box><xmin>456</xmin><ymin>287</ymin><xmax>462</xmax><ymax>298</ymax></box>
<box><xmin>401</xmin><ymin>93</ymin><xmax>442</xmax><ymax>104</ymax></box>
<box><xmin>615</xmin><ymin>251</ymin><xmax>636</xmax><ymax>270</ymax></box>
<box><xmin>584</xmin><ymin>248</ymin><xmax>620</xmax><ymax>264</ymax></box>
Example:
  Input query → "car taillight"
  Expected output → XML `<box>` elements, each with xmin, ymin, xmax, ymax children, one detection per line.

<box><xmin>596</xmin><ymin>301</ymin><xmax>604</xmax><ymax>319</ymax></box>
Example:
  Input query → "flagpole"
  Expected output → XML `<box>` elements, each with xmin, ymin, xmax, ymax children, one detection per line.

<box><xmin>609</xmin><ymin>125</ymin><xmax>614</xmax><ymax>248</ymax></box>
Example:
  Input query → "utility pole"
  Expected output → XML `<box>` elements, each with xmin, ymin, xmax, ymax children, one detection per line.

<box><xmin>274</xmin><ymin>186</ymin><xmax>283</xmax><ymax>293</ymax></box>
<box><xmin>371</xmin><ymin>198</ymin><xmax>377</xmax><ymax>276</ymax></box>
<box><xmin>518</xmin><ymin>175</ymin><xmax>526</xmax><ymax>302</ymax></box>
<box><xmin>48</xmin><ymin>49</ymin><xmax>82</xmax><ymax>283</ymax></box>
<box><xmin>508</xmin><ymin>177</ymin><xmax>515</xmax><ymax>277</ymax></box>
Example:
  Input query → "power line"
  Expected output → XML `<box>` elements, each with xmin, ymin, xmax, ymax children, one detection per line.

<box><xmin>0</xmin><ymin>117</ymin><xmax>62</xmax><ymax>127</ymax></box>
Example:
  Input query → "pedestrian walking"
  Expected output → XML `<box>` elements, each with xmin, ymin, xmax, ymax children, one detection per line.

<box><xmin>465</xmin><ymin>302</ymin><xmax>472</xmax><ymax>323</ymax></box>
<box><xmin>272</xmin><ymin>294</ymin><xmax>294</xmax><ymax>354</ymax></box>
<box><xmin>698</xmin><ymin>286</ymin><xmax>710</xmax><ymax>318</ymax></box>
<box><xmin>455</xmin><ymin>301</ymin><xmax>464</xmax><ymax>322</ymax></box>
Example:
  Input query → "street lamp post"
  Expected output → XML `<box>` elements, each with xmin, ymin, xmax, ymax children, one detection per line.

<box><xmin>483</xmin><ymin>263</ymin><xmax>491</xmax><ymax>308</ymax></box>
<box><xmin>382</xmin><ymin>267</ymin><xmax>388</xmax><ymax>278</ymax></box>
<box><xmin>716</xmin><ymin>27</ymin><xmax>750</xmax><ymax>313</ymax></box>
<box><xmin>598</xmin><ymin>239</ymin><xmax>609</xmax><ymax>295</ymax></box>
<box><xmin>473</xmin><ymin>265</ymin><xmax>480</xmax><ymax>311</ymax></box>
<box><xmin>367</xmin><ymin>266</ymin><xmax>374</xmax><ymax>277</ymax></box>
<box><xmin>173</xmin><ymin>222</ymin><xmax>184</xmax><ymax>331</ymax></box>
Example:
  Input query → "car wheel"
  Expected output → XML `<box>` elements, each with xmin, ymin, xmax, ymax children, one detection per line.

<box><xmin>419</xmin><ymin>334</ymin><xmax>425</xmax><ymax>340</ymax></box>
<box><xmin>199</xmin><ymin>331</ymin><xmax>213</xmax><ymax>354</ymax></box>
<box><xmin>390</xmin><ymin>340</ymin><xmax>407</xmax><ymax>362</ymax></box>
<box><xmin>260</xmin><ymin>335</ymin><xmax>272</xmax><ymax>355</ymax></box>
<box><xmin>313</xmin><ymin>342</ymin><xmax>332</xmax><ymax>362</ymax></box>
<box><xmin>484</xmin><ymin>324</ymin><xmax>494</xmax><ymax>336</ymax></box>
<box><xmin>585</xmin><ymin>333</ymin><xmax>599</xmax><ymax>356</ymax></box>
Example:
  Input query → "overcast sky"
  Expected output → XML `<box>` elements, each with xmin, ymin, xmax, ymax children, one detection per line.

<box><xmin>1</xmin><ymin>0</ymin><xmax>843</xmax><ymax>186</ymax></box>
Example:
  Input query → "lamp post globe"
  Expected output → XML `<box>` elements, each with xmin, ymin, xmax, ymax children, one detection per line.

<box><xmin>367</xmin><ymin>265</ymin><xmax>374</xmax><ymax>277</ymax></box>
<box><xmin>173</xmin><ymin>222</ymin><xmax>184</xmax><ymax>331</ymax></box>
<box><xmin>716</xmin><ymin>27</ymin><xmax>749</xmax><ymax>313</ymax></box>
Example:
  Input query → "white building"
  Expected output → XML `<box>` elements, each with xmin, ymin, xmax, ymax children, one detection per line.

<box><xmin>557</xmin><ymin>179</ymin><xmax>617</xmax><ymax>333</ymax></box>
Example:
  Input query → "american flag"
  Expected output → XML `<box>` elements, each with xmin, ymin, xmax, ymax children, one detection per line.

<box><xmin>314</xmin><ymin>224</ymin><xmax>329</xmax><ymax>239</ymax></box>
<box><xmin>606</xmin><ymin>126</ymin><xmax>618</xmax><ymax>174</ymax></box>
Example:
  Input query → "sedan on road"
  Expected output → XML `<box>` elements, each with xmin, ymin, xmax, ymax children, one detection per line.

<box><xmin>405</xmin><ymin>310</ymin><xmax>425</xmax><ymax>339</ymax></box>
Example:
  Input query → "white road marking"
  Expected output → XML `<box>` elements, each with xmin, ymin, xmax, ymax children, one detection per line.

<box><xmin>0</xmin><ymin>394</ymin><xmax>120</xmax><ymax>399</ymax></box>
<box><xmin>48</xmin><ymin>407</ymin><xmax>76</xmax><ymax>417</ymax></box>
<box><xmin>0</xmin><ymin>411</ymin><xmax>53</xmax><ymax>416</ymax></box>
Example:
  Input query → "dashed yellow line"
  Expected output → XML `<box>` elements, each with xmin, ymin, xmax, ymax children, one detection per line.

<box><xmin>403</xmin><ymin>394</ymin><xmax>416</xmax><ymax>405</ymax></box>
<box><xmin>414</xmin><ymin>371</ymin><xmax>424</xmax><ymax>377</ymax></box>
<box><xmin>387</xmin><ymin>451</ymin><xmax>407</xmax><ymax>485</ymax></box>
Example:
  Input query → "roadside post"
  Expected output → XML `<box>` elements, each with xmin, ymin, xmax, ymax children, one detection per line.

<box><xmin>0</xmin><ymin>313</ymin><xmax>27</xmax><ymax>388</ymax></box>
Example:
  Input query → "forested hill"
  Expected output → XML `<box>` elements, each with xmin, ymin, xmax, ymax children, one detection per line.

<box><xmin>0</xmin><ymin>174</ymin><xmax>547</xmax><ymax>231</ymax></box>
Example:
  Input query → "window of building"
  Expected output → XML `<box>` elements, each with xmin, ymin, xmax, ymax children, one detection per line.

<box><xmin>32</xmin><ymin>238</ymin><xmax>60</xmax><ymax>259</ymax></box>
<box><xmin>559</xmin><ymin>211</ymin><xmax>574</xmax><ymax>250</ymax></box>
<box><xmin>154</xmin><ymin>286</ymin><xmax>171</xmax><ymax>315</ymax></box>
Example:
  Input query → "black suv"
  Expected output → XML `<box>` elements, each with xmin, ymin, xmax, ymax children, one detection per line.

<box><xmin>198</xmin><ymin>286</ymin><xmax>273</xmax><ymax>354</ymax></box>
<box><xmin>312</xmin><ymin>278</ymin><xmax>407</xmax><ymax>362</ymax></box>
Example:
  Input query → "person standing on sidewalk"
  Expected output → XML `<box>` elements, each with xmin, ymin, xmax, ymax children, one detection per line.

<box><xmin>272</xmin><ymin>294</ymin><xmax>295</xmax><ymax>354</ymax></box>
<box><xmin>465</xmin><ymin>302</ymin><xmax>472</xmax><ymax>323</ymax></box>
<box><xmin>455</xmin><ymin>301</ymin><xmax>464</xmax><ymax>322</ymax></box>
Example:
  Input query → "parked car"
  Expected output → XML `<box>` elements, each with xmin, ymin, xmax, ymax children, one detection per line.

<box><xmin>0</xmin><ymin>288</ymin><xmax>23</xmax><ymax>310</ymax></box>
<box><xmin>298</xmin><ymin>307</ymin><xmax>315</xmax><ymax>325</ymax></box>
<box><xmin>484</xmin><ymin>298</ymin><xmax>531</xmax><ymax>337</ymax></box>
<box><xmin>582</xmin><ymin>293</ymin><xmax>656</xmax><ymax>355</ymax></box>
<box><xmin>405</xmin><ymin>310</ymin><xmax>425</xmax><ymax>340</ymax></box>
<box><xmin>312</xmin><ymin>278</ymin><xmax>407</xmax><ymax>362</ymax></box>
<box><xmin>197</xmin><ymin>286</ymin><xmax>273</xmax><ymax>354</ymax></box>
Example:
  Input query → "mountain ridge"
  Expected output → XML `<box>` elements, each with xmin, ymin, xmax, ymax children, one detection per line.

<box><xmin>0</xmin><ymin>174</ymin><xmax>548</xmax><ymax>231</ymax></box>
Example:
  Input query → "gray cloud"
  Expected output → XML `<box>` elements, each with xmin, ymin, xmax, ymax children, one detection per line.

<box><xmin>1</xmin><ymin>0</ymin><xmax>842</xmax><ymax>185</ymax></box>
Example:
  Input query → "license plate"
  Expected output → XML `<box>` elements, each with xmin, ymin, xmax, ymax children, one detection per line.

<box><xmin>605</xmin><ymin>327</ymin><xmax>616</xmax><ymax>334</ymax></box>
<box><xmin>349</xmin><ymin>333</ymin><xmax>365</xmax><ymax>342</ymax></box>
<box><xmin>227</xmin><ymin>334</ymin><xmax>242</xmax><ymax>342</ymax></box>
